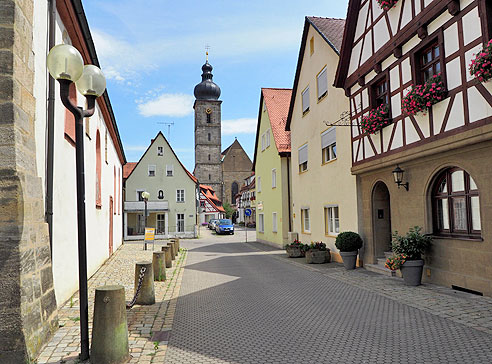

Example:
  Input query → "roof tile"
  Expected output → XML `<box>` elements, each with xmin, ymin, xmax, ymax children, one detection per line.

<box><xmin>307</xmin><ymin>17</ymin><xmax>346</xmax><ymax>53</ymax></box>
<box><xmin>262</xmin><ymin>88</ymin><xmax>292</xmax><ymax>153</ymax></box>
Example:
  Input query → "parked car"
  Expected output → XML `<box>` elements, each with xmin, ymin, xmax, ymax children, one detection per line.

<box><xmin>215</xmin><ymin>219</ymin><xmax>234</xmax><ymax>235</ymax></box>
<box><xmin>208</xmin><ymin>219</ymin><xmax>219</xmax><ymax>230</ymax></box>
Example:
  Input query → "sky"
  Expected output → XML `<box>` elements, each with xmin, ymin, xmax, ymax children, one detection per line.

<box><xmin>82</xmin><ymin>0</ymin><xmax>349</xmax><ymax>170</ymax></box>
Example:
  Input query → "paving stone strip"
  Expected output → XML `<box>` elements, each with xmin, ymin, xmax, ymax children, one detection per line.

<box><xmin>247</xmin><ymin>242</ymin><xmax>492</xmax><ymax>335</ymax></box>
<box><xmin>36</xmin><ymin>243</ymin><xmax>187</xmax><ymax>364</ymax></box>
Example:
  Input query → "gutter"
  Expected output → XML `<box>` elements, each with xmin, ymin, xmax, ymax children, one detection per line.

<box><xmin>46</xmin><ymin>0</ymin><xmax>56</xmax><ymax>255</ymax></box>
<box><xmin>286</xmin><ymin>156</ymin><xmax>292</xmax><ymax>232</ymax></box>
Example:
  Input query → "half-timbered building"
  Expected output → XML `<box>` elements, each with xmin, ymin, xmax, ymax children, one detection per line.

<box><xmin>335</xmin><ymin>0</ymin><xmax>492</xmax><ymax>296</ymax></box>
<box><xmin>199</xmin><ymin>184</ymin><xmax>225</xmax><ymax>224</ymax></box>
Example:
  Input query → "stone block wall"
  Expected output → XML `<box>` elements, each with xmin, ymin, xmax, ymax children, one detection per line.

<box><xmin>0</xmin><ymin>1</ymin><xmax>58</xmax><ymax>362</ymax></box>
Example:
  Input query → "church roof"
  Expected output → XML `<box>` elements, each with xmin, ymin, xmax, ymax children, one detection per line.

<box><xmin>262</xmin><ymin>88</ymin><xmax>292</xmax><ymax>153</ymax></box>
<box><xmin>194</xmin><ymin>60</ymin><xmax>221</xmax><ymax>101</ymax></box>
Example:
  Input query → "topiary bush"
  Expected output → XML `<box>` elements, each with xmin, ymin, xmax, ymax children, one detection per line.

<box><xmin>335</xmin><ymin>232</ymin><xmax>363</xmax><ymax>252</ymax></box>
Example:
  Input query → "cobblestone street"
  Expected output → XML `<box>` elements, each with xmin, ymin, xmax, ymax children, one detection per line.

<box><xmin>165</xmin><ymin>229</ymin><xmax>492</xmax><ymax>364</ymax></box>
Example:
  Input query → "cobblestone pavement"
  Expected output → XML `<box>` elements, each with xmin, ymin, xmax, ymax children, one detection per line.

<box><xmin>165</xmin><ymin>229</ymin><xmax>492</xmax><ymax>364</ymax></box>
<box><xmin>36</xmin><ymin>242</ymin><xmax>187</xmax><ymax>364</ymax></box>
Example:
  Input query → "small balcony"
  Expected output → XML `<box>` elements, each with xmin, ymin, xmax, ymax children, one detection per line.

<box><xmin>124</xmin><ymin>200</ymin><xmax>169</xmax><ymax>212</ymax></box>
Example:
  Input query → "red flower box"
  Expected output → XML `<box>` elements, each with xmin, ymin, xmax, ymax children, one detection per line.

<box><xmin>361</xmin><ymin>104</ymin><xmax>392</xmax><ymax>135</ymax></box>
<box><xmin>377</xmin><ymin>0</ymin><xmax>399</xmax><ymax>11</ymax></box>
<box><xmin>401</xmin><ymin>74</ymin><xmax>446</xmax><ymax>116</ymax></box>
<box><xmin>469</xmin><ymin>39</ymin><xmax>492</xmax><ymax>82</ymax></box>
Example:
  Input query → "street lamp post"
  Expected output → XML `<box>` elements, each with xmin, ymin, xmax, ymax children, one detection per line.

<box><xmin>47</xmin><ymin>44</ymin><xmax>106</xmax><ymax>361</ymax></box>
<box><xmin>142</xmin><ymin>191</ymin><xmax>150</xmax><ymax>250</ymax></box>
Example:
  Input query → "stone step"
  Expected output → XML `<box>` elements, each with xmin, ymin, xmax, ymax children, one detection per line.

<box><xmin>377</xmin><ymin>257</ymin><xmax>388</xmax><ymax>266</ymax></box>
<box><xmin>384</xmin><ymin>251</ymin><xmax>394</xmax><ymax>259</ymax></box>
<box><xmin>365</xmin><ymin>263</ymin><xmax>397</xmax><ymax>277</ymax></box>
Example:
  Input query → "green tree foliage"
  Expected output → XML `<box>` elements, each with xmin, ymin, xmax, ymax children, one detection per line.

<box><xmin>223</xmin><ymin>202</ymin><xmax>234</xmax><ymax>219</ymax></box>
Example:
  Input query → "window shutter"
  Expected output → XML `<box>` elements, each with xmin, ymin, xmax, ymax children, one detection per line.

<box><xmin>298</xmin><ymin>144</ymin><xmax>308</xmax><ymax>164</ymax></box>
<box><xmin>302</xmin><ymin>87</ymin><xmax>310</xmax><ymax>112</ymax></box>
<box><xmin>317</xmin><ymin>67</ymin><xmax>328</xmax><ymax>98</ymax></box>
<box><xmin>321</xmin><ymin>128</ymin><xmax>336</xmax><ymax>149</ymax></box>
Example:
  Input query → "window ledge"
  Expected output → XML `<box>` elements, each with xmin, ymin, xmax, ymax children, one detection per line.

<box><xmin>302</xmin><ymin>109</ymin><xmax>310</xmax><ymax>117</ymax></box>
<box><xmin>322</xmin><ymin>158</ymin><xmax>337</xmax><ymax>166</ymax></box>
<box><xmin>302</xmin><ymin>231</ymin><xmax>311</xmax><ymax>235</ymax></box>
<box><xmin>298</xmin><ymin>169</ymin><xmax>309</xmax><ymax>175</ymax></box>
<box><xmin>325</xmin><ymin>233</ymin><xmax>339</xmax><ymax>238</ymax></box>
<box><xmin>430</xmin><ymin>235</ymin><xmax>483</xmax><ymax>242</ymax></box>
<box><xmin>317</xmin><ymin>93</ymin><xmax>327</xmax><ymax>103</ymax></box>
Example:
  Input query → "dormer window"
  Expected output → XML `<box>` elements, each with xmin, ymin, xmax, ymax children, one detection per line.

<box><xmin>157</xmin><ymin>146</ymin><xmax>163</xmax><ymax>156</ymax></box>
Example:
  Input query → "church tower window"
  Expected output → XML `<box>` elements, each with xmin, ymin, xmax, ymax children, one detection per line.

<box><xmin>208</xmin><ymin>133</ymin><xmax>211</xmax><ymax>141</ymax></box>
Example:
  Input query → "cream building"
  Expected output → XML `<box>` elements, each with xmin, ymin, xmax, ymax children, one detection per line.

<box><xmin>286</xmin><ymin>17</ymin><xmax>359</xmax><ymax>261</ymax></box>
<box><xmin>124</xmin><ymin>132</ymin><xmax>198</xmax><ymax>239</ymax></box>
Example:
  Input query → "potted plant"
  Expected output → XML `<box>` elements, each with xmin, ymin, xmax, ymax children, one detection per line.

<box><xmin>390</xmin><ymin>226</ymin><xmax>432</xmax><ymax>286</ymax></box>
<box><xmin>360</xmin><ymin>104</ymin><xmax>392</xmax><ymax>135</ymax></box>
<box><xmin>305</xmin><ymin>242</ymin><xmax>331</xmax><ymax>264</ymax></box>
<box><xmin>335</xmin><ymin>232</ymin><xmax>363</xmax><ymax>270</ymax></box>
<box><xmin>377</xmin><ymin>0</ymin><xmax>399</xmax><ymax>11</ymax></box>
<box><xmin>401</xmin><ymin>74</ymin><xmax>446</xmax><ymax>115</ymax></box>
<box><xmin>285</xmin><ymin>239</ymin><xmax>306</xmax><ymax>258</ymax></box>
<box><xmin>469</xmin><ymin>39</ymin><xmax>492</xmax><ymax>82</ymax></box>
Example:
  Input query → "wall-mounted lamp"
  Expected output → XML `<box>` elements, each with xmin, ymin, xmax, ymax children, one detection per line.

<box><xmin>392</xmin><ymin>165</ymin><xmax>409</xmax><ymax>191</ymax></box>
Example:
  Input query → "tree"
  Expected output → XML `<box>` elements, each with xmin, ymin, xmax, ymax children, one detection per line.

<box><xmin>223</xmin><ymin>202</ymin><xmax>234</xmax><ymax>219</ymax></box>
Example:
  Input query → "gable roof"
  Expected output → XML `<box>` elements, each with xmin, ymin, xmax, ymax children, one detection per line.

<box><xmin>334</xmin><ymin>0</ymin><xmax>361</xmax><ymax>89</ymax></box>
<box><xmin>124</xmin><ymin>131</ymin><xmax>197</xmax><ymax>185</ymax></box>
<box><xmin>199</xmin><ymin>184</ymin><xmax>225</xmax><ymax>212</ymax></box>
<box><xmin>285</xmin><ymin>17</ymin><xmax>346</xmax><ymax>131</ymax></box>
<box><xmin>253</xmin><ymin>88</ymin><xmax>292</xmax><ymax>170</ymax></box>
<box><xmin>123</xmin><ymin>162</ymin><xmax>137</xmax><ymax>180</ymax></box>
<box><xmin>221</xmin><ymin>139</ymin><xmax>253</xmax><ymax>165</ymax></box>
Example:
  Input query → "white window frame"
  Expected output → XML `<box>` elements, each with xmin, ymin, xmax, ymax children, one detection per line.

<box><xmin>157</xmin><ymin>146</ymin><xmax>163</xmax><ymax>156</ymax></box>
<box><xmin>272</xmin><ymin>169</ymin><xmax>277</xmax><ymax>188</ymax></box>
<box><xmin>257</xmin><ymin>176</ymin><xmax>262</xmax><ymax>193</ymax></box>
<box><xmin>166</xmin><ymin>164</ymin><xmax>174</xmax><ymax>177</ymax></box>
<box><xmin>258</xmin><ymin>213</ymin><xmax>264</xmax><ymax>233</ymax></box>
<box><xmin>317</xmin><ymin>66</ymin><xmax>328</xmax><ymax>100</ymax></box>
<box><xmin>148</xmin><ymin>164</ymin><xmax>156</xmax><ymax>177</ymax></box>
<box><xmin>325</xmin><ymin>205</ymin><xmax>340</xmax><ymax>235</ymax></box>
<box><xmin>261</xmin><ymin>134</ymin><xmax>265</xmax><ymax>151</ymax></box>
<box><xmin>176</xmin><ymin>189</ymin><xmax>185</xmax><ymax>203</ymax></box>
<box><xmin>298</xmin><ymin>144</ymin><xmax>308</xmax><ymax>173</ymax></box>
<box><xmin>266</xmin><ymin>129</ymin><xmax>270</xmax><ymax>148</ymax></box>
<box><xmin>302</xmin><ymin>86</ymin><xmax>310</xmax><ymax>114</ymax></box>
<box><xmin>176</xmin><ymin>213</ymin><xmax>185</xmax><ymax>232</ymax></box>
<box><xmin>157</xmin><ymin>190</ymin><xmax>164</xmax><ymax>200</ymax></box>
<box><xmin>301</xmin><ymin>208</ymin><xmax>310</xmax><ymax>233</ymax></box>
<box><xmin>157</xmin><ymin>213</ymin><xmax>166</xmax><ymax>234</ymax></box>
<box><xmin>272</xmin><ymin>212</ymin><xmax>277</xmax><ymax>233</ymax></box>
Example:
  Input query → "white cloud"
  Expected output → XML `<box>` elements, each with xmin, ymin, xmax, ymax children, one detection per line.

<box><xmin>137</xmin><ymin>93</ymin><xmax>194</xmax><ymax>117</ymax></box>
<box><xmin>221</xmin><ymin>118</ymin><xmax>257</xmax><ymax>135</ymax></box>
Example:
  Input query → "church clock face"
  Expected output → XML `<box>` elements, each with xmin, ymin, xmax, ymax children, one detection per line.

<box><xmin>205</xmin><ymin>108</ymin><xmax>212</xmax><ymax>114</ymax></box>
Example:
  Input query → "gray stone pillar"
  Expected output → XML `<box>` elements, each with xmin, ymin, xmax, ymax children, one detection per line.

<box><xmin>90</xmin><ymin>286</ymin><xmax>130</xmax><ymax>364</ymax></box>
<box><xmin>152</xmin><ymin>252</ymin><xmax>166</xmax><ymax>281</ymax></box>
<box><xmin>161</xmin><ymin>246</ymin><xmax>172</xmax><ymax>268</ymax></box>
<box><xmin>134</xmin><ymin>262</ymin><xmax>155</xmax><ymax>305</ymax></box>
<box><xmin>0</xmin><ymin>1</ymin><xmax>58</xmax><ymax>362</ymax></box>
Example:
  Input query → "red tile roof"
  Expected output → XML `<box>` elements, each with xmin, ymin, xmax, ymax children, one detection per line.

<box><xmin>123</xmin><ymin>162</ymin><xmax>137</xmax><ymax>179</ymax></box>
<box><xmin>307</xmin><ymin>17</ymin><xmax>346</xmax><ymax>53</ymax></box>
<box><xmin>262</xmin><ymin>88</ymin><xmax>292</xmax><ymax>153</ymax></box>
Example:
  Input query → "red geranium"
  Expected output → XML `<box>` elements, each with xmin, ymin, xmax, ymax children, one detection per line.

<box><xmin>469</xmin><ymin>39</ymin><xmax>492</xmax><ymax>82</ymax></box>
<box><xmin>401</xmin><ymin>74</ymin><xmax>446</xmax><ymax>116</ymax></box>
<box><xmin>377</xmin><ymin>0</ymin><xmax>399</xmax><ymax>11</ymax></box>
<box><xmin>360</xmin><ymin>104</ymin><xmax>392</xmax><ymax>135</ymax></box>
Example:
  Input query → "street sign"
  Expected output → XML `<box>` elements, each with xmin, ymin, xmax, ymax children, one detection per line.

<box><xmin>145</xmin><ymin>228</ymin><xmax>155</xmax><ymax>241</ymax></box>
<box><xmin>245</xmin><ymin>208</ymin><xmax>252</xmax><ymax>217</ymax></box>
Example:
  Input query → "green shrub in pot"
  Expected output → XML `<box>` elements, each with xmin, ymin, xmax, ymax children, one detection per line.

<box><xmin>335</xmin><ymin>232</ymin><xmax>363</xmax><ymax>252</ymax></box>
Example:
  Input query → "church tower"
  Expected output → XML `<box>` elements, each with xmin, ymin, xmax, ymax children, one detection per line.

<box><xmin>193</xmin><ymin>56</ymin><xmax>223</xmax><ymax>199</ymax></box>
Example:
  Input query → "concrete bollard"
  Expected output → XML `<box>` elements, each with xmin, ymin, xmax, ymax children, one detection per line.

<box><xmin>168</xmin><ymin>241</ymin><xmax>176</xmax><ymax>260</ymax></box>
<box><xmin>153</xmin><ymin>252</ymin><xmax>166</xmax><ymax>281</ymax></box>
<box><xmin>90</xmin><ymin>285</ymin><xmax>130</xmax><ymax>364</ymax></box>
<box><xmin>134</xmin><ymin>261</ymin><xmax>155</xmax><ymax>305</ymax></box>
<box><xmin>161</xmin><ymin>246</ymin><xmax>172</xmax><ymax>268</ymax></box>
<box><xmin>173</xmin><ymin>238</ymin><xmax>180</xmax><ymax>253</ymax></box>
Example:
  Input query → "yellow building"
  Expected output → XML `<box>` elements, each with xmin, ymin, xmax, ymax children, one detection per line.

<box><xmin>253</xmin><ymin>88</ymin><xmax>292</xmax><ymax>247</ymax></box>
<box><xmin>286</xmin><ymin>17</ymin><xmax>360</xmax><ymax>262</ymax></box>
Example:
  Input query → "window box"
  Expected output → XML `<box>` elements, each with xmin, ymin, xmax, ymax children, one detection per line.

<box><xmin>402</xmin><ymin>74</ymin><xmax>446</xmax><ymax>116</ymax></box>
<box><xmin>361</xmin><ymin>104</ymin><xmax>392</xmax><ymax>134</ymax></box>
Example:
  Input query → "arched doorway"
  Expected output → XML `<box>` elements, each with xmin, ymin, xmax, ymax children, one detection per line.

<box><xmin>372</xmin><ymin>181</ymin><xmax>391</xmax><ymax>258</ymax></box>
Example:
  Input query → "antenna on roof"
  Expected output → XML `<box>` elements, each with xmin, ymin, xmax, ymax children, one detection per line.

<box><xmin>157</xmin><ymin>121</ymin><xmax>175</xmax><ymax>141</ymax></box>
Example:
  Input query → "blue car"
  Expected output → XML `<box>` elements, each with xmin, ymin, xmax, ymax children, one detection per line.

<box><xmin>215</xmin><ymin>219</ymin><xmax>234</xmax><ymax>235</ymax></box>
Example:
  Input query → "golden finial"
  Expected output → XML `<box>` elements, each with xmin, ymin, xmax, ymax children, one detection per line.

<box><xmin>205</xmin><ymin>44</ymin><xmax>210</xmax><ymax>61</ymax></box>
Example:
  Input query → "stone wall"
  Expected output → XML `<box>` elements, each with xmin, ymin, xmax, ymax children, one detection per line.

<box><xmin>222</xmin><ymin>140</ymin><xmax>253</xmax><ymax>205</ymax></box>
<box><xmin>0</xmin><ymin>1</ymin><xmax>58</xmax><ymax>362</ymax></box>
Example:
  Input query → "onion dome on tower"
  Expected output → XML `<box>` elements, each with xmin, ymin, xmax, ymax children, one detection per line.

<box><xmin>194</xmin><ymin>54</ymin><xmax>221</xmax><ymax>100</ymax></box>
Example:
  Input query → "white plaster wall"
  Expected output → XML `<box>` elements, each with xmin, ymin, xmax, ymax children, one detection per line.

<box><xmin>32</xmin><ymin>10</ymin><xmax>124</xmax><ymax>306</ymax></box>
